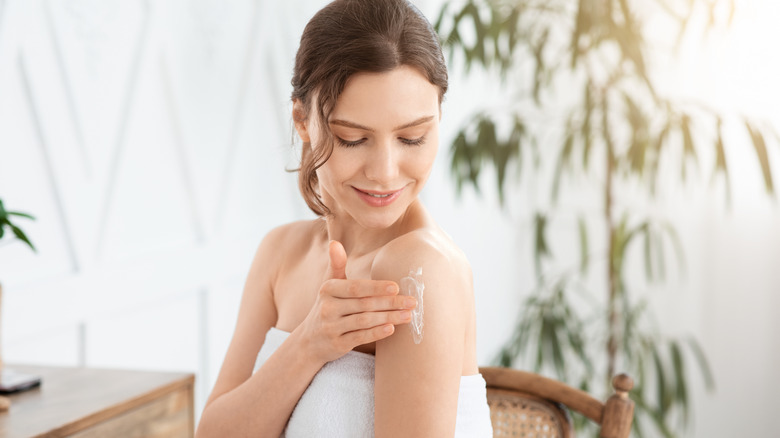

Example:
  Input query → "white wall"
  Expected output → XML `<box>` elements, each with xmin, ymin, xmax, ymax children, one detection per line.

<box><xmin>0</xmin><ymin>0</ymin><xmax>778</xmax><ymax>436</ymax></box>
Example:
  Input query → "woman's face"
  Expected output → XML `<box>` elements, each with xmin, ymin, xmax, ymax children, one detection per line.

<box><xmin>297</xmin><ymin>65</ymin><xmax>440</xmax><ymax>229</ymax></box>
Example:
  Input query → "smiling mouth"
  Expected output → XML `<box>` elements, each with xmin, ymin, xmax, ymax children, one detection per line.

<box><xmin>352</xmin><ymin>187</ymin><xmax>404</xmax><ymax>206</ymax></box>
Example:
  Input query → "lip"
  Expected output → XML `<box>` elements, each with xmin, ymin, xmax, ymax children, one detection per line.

<box><xmin>352</xmin><ymin>186</ymin><xmax>404</xmax><ymax>207</ymax></box>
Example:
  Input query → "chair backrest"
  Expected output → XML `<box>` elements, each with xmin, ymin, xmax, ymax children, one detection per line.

<box><xmin>480</xmin><ymin>367</ymin><xmax>634</xmax><ymax>438</ymax></box>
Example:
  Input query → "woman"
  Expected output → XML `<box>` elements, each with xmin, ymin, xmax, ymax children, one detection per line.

<box><xmin>196</xmin><ymin>1</ymin><xmax>493</xmax><ymax>436</ymax></box>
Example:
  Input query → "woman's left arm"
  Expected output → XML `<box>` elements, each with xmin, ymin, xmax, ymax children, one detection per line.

<box><xmin>372</xmin><ymin>237</ymin><xmax>469</xmax><ymax>438</ymax></box>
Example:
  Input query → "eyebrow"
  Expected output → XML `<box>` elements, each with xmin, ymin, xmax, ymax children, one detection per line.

<box><xmin>329</xmin><ymin>115</ymin><xmax>435</xmax><ymax>132</ymax></box>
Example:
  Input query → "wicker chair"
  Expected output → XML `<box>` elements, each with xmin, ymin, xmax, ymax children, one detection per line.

<box><xmin>480</xmin><ymin>367</ymin><xmax>634</xmax><ymax>438</ymax></box>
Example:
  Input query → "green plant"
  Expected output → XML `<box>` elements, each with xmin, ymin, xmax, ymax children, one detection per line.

<box><xmin>0</xmin><ymin>198</ymin><xmax>36</xmax><ymax>252</ymax></box>
<box><xmin>435</xmin><ymin>0</ymin><xmax>777</xmax><ymax>436</ymax></box>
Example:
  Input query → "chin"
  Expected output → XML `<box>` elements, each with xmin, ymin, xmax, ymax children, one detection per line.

<box><xmin>354</xmin><ymin>210</ymin><xmax>404</xmax><ymax>230</ymax></box>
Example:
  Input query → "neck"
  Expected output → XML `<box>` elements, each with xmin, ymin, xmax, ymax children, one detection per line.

<box><xmin>323</xmin><ymin>199</ymin><xmax>423</xmax><ymax>259</ymax></box>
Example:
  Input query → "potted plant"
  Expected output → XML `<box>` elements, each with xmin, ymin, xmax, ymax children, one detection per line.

<box><xmin>435</xmin><ymin>0</ymin><xmax>777</xmax><ymax>436</ymax></box>
<box><xmin>0</xmin><ymin>198</ymin><xmax>37</xmax><ymax>408</ymax></box>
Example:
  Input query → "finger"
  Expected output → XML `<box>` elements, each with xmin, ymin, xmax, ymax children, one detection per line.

<box><xmin>341</xmin><ymin>324</ymin><xmax>396</xmax><ymax>347</ymax></box>
<box><xmin>342</xmin><ymin>309</ymin><xmax>412</xmax><ymax>331</ymax></box>
<box><xmin>326</xmin><ymin>279</ymin><xmax>399</xmax><ymax>298</ymax></box>
<box><xmin>340</xmin><ymin>295</ymin><xmax>417</xmax><ymax>316</ymax></box>
<box><xmin>326</xmin><ymin>240</ymin><xmax>347</xmax><ymax>280</ymax></box>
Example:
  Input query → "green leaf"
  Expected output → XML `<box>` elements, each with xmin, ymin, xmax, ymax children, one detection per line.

<box><xmin>578</xmin><ymin>215</ymin><xmax>589</xmax><ymax>274</ymax></box>
<box><xmin>7</xmin><ymin>211</ymin><xmax>36</xmax><ymax>220</ymax></box>
<box><xmin>660</xmin><ymin>221</ymin><xmax>686</xmax><ymax>280</ymax></box>
<box><xmin>533</xmin><ymin>212</ymin><xmax>552</xmax><ymax>278</ymax></box>
<box><xmin>686</xmin><ymin>337</ymin><xmax>716</xmax><ymax>391</ymax></box>
<box><xmin>670</xmin><ymin>341</ymin><xmax>689</xmax><ymax>424</ymax></box>
<box><xmin>532</xmin><ymin>28</ymin><xmax>550</xmax><ymax>105</ymax></box>
<box><xmin>652</xmin><ymin>343</ymin><xmax>670</xmax><ymax>413</ymax></box>
<box><xmin>648</xmin><ymin>120</ymin><xmax>671</xmax><ymax>197</ymax></box>
<box><xmin>432</xmin><ymin>1</ymin><xmax>449</xmax><ymax>34</ymax></box>
<box><xmin>570</xmin><ymin>0</ymin><xmax>586</xmax><ymax>69</ymax></box>
<box><xmin>551</xmin><ymin>127</ymin><xmax>575</xmax><ymax>204</ymax></box>
<box><xmin>653</xmin><ymin>230</ymin><xmax>666</xmax><ymax>282</ymax></box>
<box><xmin>745</xmin><ymin>120</ymin><xmax>775</xmax><ymax>195</ymax></box>
<box><xmin>450</xmin><ymin>131</ymin><xmax>470</xmax><ymax>195</ymax></box>
<box><xmin>643</xmin><ymin>223</ymin><xmax>653</xmax><ymax>282</ymax></box>
<box><xmin>711</xmin><ymin>117</ymin><xmax>732</xmax><ymax>204</ymax></box>
<box><xmin>10</xmin><ymin>223</ymin><xmax>37</xmax><ymax>252</ymax></box>
<box><xmin>680</xmin><ymin>114</ymin><xmax>699</xmax><ymax>181</ymax></box>
<box><xmin>582</xmin><ymin>83</ymin><xmax>593</xmax><ymax>169</ymax></box>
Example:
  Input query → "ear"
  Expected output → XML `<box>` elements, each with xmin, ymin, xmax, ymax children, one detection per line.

<box><xmin>292</xmin><ymin>99</ymin><xmax>311</xmax><ymax>143</ymax></box>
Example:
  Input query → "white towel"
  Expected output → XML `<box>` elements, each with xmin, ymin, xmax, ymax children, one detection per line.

<box><xmin>255</xmin><ymin>327</ymin><xmax>493</xmax><ymax>438</ymax></box>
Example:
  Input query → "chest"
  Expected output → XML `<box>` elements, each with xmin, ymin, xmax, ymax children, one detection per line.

<box><xmin>273</xmin><ymin>249</ymin><xmax>378</xmax><ymax>355</ymax></box>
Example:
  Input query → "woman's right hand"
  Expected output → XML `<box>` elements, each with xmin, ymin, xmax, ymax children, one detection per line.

<box><xmin>294</xmin><ymin>240</ymin><xmax>417</xmax><ymax>365</ymax></box>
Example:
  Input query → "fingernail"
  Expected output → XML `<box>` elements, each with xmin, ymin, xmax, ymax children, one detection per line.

<box><xmin>400</xmin><ymin>310</ymin><xmax>411</xmax><ymax>320</ymax></box>
<box><xmin>384</xmin><ymin>325</ymin><xmax>394</xmax><ymax>334</ymax></box>
<box><xmin>404</xmin><ymin>298</ymin><xmax>417</xmax><ymax>308</ymax></box>
<box><xmin>386</xmin><ymin>285</ymin><xmax>397</xmax><ymax>294</ymax></box>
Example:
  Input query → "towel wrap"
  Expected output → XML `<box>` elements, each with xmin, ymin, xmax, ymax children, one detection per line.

<box><xmin>254</xmin><ymin>327</ymin><xmax>493</xmax><ymax>438</ymax></box>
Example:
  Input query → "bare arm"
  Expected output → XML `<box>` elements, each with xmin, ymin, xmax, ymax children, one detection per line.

<box><xmin>197</xmin><ymin>234</ymin><xmax>414</xmax><ymax>437</ymax></box>
<box><xmin>196</xmin><ymin>226</ymin><xmax>316</xmax><ymax>437</ymax></box>
<box><xmin>372</xmin><ymin>235</ymin><xmax>469</xmax><ymax>438</ymax></box>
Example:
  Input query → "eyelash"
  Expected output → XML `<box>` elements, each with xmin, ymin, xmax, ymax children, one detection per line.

<box><xmin>335</xmin><ymin>136</ymin><xmax>426</xmax><ymax>148</ymax></box>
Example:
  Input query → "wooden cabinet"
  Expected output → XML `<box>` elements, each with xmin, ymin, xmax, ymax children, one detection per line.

<box><xmin>0</xmin><ymin>365</ymin><xmax>194</xmax><ymax>438</ymax></box>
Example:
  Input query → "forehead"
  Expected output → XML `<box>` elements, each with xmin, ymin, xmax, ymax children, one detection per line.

<box><xmin>330</xmin><ymin>65</ymin><xmax>439</xmax><ymax>128</ymax></box>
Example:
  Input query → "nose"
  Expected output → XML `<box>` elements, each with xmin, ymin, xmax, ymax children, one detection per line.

<box><xmin>364</xmin><ymin>139</ymin><xmax>399</xmax><ymax>184</ymax></box>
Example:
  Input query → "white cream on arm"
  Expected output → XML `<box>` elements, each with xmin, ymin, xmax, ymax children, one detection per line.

<box><xmin>399</xmin><ymin>267</ymin><xmax>424</xmax><ymax>344</ymax></box>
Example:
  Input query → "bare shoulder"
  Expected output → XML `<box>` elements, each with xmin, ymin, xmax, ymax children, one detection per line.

<box><xmin>370</xmin><ymin>227</ymin><xmax>473</xmax><ymax>338</ymax></box>
<box><xmin>256</xmin><ymin>219</ymin><xmax>325</xmax><ymax>268</ymax></box>
<box><xmin>371</xmin><ymin>228</ymin><xmax>472</xmax><ymax>296</ymax></box>
<box><xmin>261</xmin><ymin>219</ymin><xmax>323</xmax><ymax>253</ymax></box>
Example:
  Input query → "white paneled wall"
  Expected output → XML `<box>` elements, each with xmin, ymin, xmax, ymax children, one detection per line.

<box><xmin>0</xmin><ymin>0</ymin><xmax>327</xmax><ymax>418</ymax></box>
<box><xmin>1</xmin><ymin>0</ymin><xmax>779</xmax><ymax>436</ymax></box>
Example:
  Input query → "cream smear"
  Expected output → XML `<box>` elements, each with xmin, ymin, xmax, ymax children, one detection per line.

<box><xmin>400</xmin><ymin>267</ymin><xmax>424</xmax><ymax>344</ymax></box>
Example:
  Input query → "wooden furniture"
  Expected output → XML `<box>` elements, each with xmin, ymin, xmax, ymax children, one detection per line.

<box><xmin>0</xmin><ymin>364</ymin><xmax>194</xmax><ymax>438</ymax></box>
<box><xmin>480</xmin><ymin>366</ymin><xmax>634</xmax><ymax>438</ymax></box>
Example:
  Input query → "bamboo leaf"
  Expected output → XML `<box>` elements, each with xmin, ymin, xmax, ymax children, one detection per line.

<box><xmin>533</xmin><ymin>212</ymin><xmax>552</xmax><ymax>277</ymax></box>
<box><xmin>643</xmin><ymin>223</ymin><xmax>654</xmax><ymax>282</ymax></box>
<box><xmin>653</xmin><ymin>229</ymin><xmax>666</xmax><ymax>282</ymax></box>
<box><xmin>670</xmin><ymin>341</ymin><xmax>689</xmax><ymax>424</ymax></box>
<box><xmin>680</xmin><ymin>114</ymin><xmax>698</xmax><ymax>181</ymax></box>
<box><xmin>578</xmin><ymin>215</ymin><xmax>589</xmax><ymax>274</ymax></box>
<box><xmin>686</xmin><ymin>337</ymin><xmax>716</xmax><ymax>391</ymax></box>
<box><xmin>508</xmin><ymin>116</ymin><xmax>525</xmax><ymax>177</ymax></box>
<box><xmin>652</xmin><ymin>344</ymin><xmax>670</xmax><ymax>413</ymax></box>
<box><xmin>532</xmin><ymin>28</ymin><xmax>550</xmax><ymax>105</ymax></box>
<box><xmin>582</xmin><ymin>83</ymin><xmax>593</xmax><ymax>169</ymax></box>
<box><xmin>570</xmin><ymin>0</ymin><xmax>586</xmax><ymax>69</ymax></box>
<box><xmin>552</xmin><ymin>128</ymin><xmax>575</xmax><ymax>204</ymax></box>
<box><xmin>549</xmin><ymin>318</ymin><xmax>565</xmax><ymax>378</ymax></box>
<box><xmin>649</xmin><ymin>120</ymin><xmax>672</xmax><ymax>197</ymax></box>
<box><xmin>745</xmin><ymin>120</ymin><xmax>775</xmax><ymax>195</ymax></box>
<box><xmin>711</xmin><ymin>117</ymin><xmax>731</xmax><ymax>203</ymax></box>
<box><xmin>450</xmin><ymin>131</ymin><xmax>470</xmax><ymax>194</ymax></box>
<box><xmin>432</xmin><ymin>1</ymin><xmax>449</xmax><ymax>34</ymax></box>
<box><xmin>660</xmin><ymin>221</ymin><xmax>687</xmax><ymax>280</ymax></box>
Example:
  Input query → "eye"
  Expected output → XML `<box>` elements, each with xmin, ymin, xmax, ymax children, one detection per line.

<box><xmin>399</xmin><ymin>136</ymin><xmax>426</xmax><ymax>146</ymax></box>
<box><xmin>336</xmin><ymin>136</ymin><xmax>366</xmax><ymax>147</ymax></box>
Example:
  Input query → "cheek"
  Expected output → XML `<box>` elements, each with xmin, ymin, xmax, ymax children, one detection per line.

<box><xmin>316</xmin><ymin>149</ymin><xmax>356</xmax><ymax>185</ymax></box>
<box><xmin>412</xmin><ymin>136</ymin><xmax>440</xmax><ymax>176</ymax></box>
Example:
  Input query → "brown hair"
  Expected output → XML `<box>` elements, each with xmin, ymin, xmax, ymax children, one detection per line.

<box><xmin>291</xmin><ymin>0</ymin><xmax>448</xmax><ymax>216</ymax></box>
